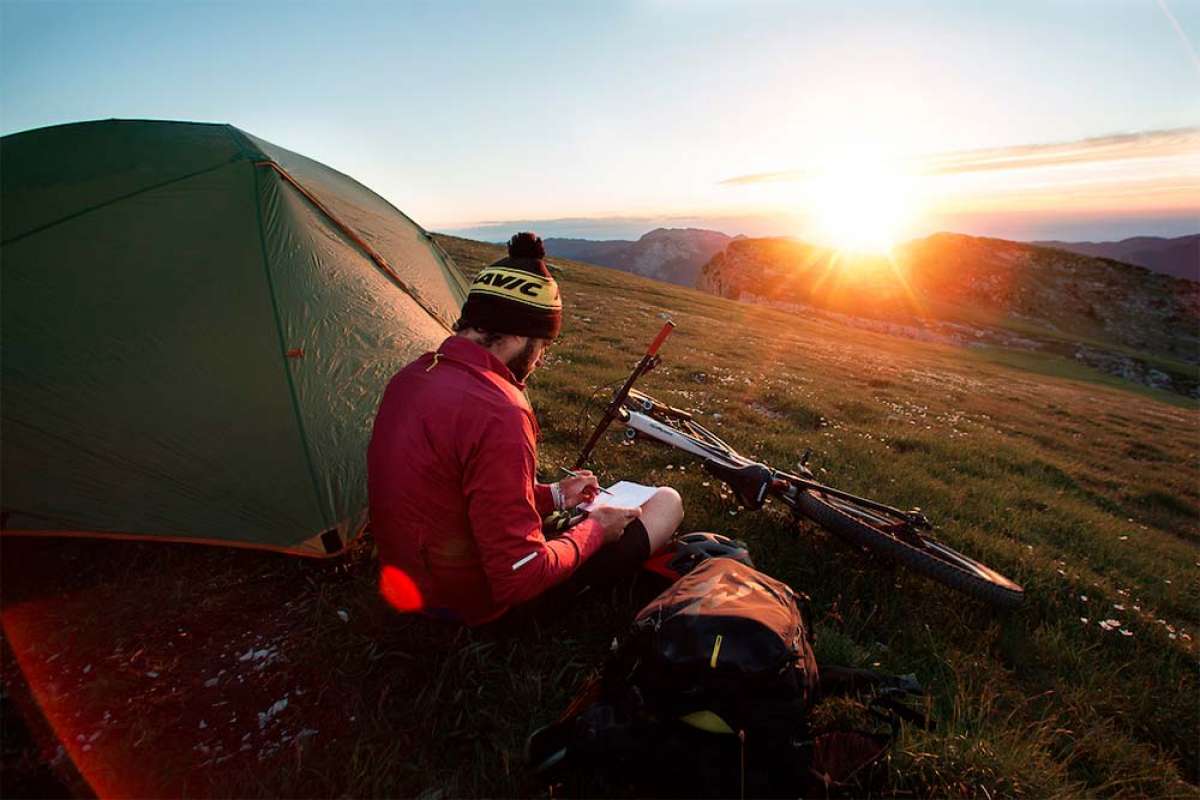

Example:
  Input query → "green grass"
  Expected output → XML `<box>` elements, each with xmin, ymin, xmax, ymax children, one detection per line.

<box><xmin>2</xmin><ymin>234</ymin><xmax>1197</xmax><ymax>798</ymax></box>
<box><xmin>927</xmin><ymin>295</ymin><xmax>1200</xmax><ymax>381</ymax></box>
<box><xmin>968</xmin><ymin>345</ymin><xmax>1199</xmax><ymax>410</ymax></box>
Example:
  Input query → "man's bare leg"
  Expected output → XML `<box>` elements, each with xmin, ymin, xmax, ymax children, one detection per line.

<box><xmin>637</xmin><ymin>486</ymin><xmax>684</xmax><ymax>553</ymax></box>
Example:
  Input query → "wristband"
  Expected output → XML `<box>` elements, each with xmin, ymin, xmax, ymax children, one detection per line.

<box><xmin>550</xmin><ymin>481</ymin><xmax>566</xmax><ymax>511</ymax></box>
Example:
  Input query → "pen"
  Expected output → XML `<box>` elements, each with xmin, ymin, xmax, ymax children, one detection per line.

<box><xmin>560</xmin><ymin>467</ymin><xmax>613</xmax><ymax>495</ymax></box>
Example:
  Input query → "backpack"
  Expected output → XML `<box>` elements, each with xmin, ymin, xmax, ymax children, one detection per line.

<box><xmin>618</xmin><ymin>556</ymin><xmax>819</xmax><ymax>735</ymax></box>
<box><xmin>528</xmin><ymin>558</ymin><xmax>928</xmax><ymax>798</ymax></box>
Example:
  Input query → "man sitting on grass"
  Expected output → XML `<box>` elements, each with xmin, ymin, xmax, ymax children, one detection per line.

<box><xmin>368</xmin><ymin>232</ymin><xmax>683</xmax><ymax>626</ymax></box>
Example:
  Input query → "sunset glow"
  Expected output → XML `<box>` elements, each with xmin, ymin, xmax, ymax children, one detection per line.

<box><xmin>1</xmin><ymin>2</ymin><xmax>1196</xmax><ymax>241</ymax></box>
<box><xmin>808</xmin><ymin>161</ymin><xmax>920</xmax><ymax>254</ymax></box>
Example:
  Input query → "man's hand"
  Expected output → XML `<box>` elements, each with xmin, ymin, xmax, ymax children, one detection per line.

<box><xmin>559</xmin><ymin>470</ymin><xmax>601</xmax><ymax>507</ymax></box>
<box><xmin>587</xmin><ymin>505</ymin><xmax>642</xmax><ymax>544</ymax></box>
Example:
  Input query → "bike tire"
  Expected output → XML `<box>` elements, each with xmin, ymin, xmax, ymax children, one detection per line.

<box><xmin>795</xmin><ymin>489</ymin><xmax>1024</xmax><ymax>609</ymax></box>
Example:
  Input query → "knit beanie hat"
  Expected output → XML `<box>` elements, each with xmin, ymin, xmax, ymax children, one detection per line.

<box><xmin>459</xmin><ymin>232</ymin><xmax>563</xmax><ymax>339</ymax></box>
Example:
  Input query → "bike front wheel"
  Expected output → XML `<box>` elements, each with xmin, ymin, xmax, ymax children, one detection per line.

<box><xmin>794</xmin><ymin>490</ymin><xmax>1025</xmax><ymax>609</ymax></box>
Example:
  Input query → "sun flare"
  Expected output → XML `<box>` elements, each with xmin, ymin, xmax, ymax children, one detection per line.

<box><xmin>808</xmin><ymin>160</ymin><xmax>919</xmax><ymax>255</ymax></box>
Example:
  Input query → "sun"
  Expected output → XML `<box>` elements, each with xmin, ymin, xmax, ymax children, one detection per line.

<box><xmin>807</xmin><ymin>159</ymin><xmax>918</xmax><ymax>255</ymax></box>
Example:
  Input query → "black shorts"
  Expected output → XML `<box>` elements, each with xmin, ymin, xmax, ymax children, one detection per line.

<box><xmin>563</xmin><ymin>517</ymin><xmax>652</xmax><ymax>590</ymax></box>
<box><xmin>478</xmin><ymin>518</ymin><xmax>653</xmax><ymax>633</ymax></box>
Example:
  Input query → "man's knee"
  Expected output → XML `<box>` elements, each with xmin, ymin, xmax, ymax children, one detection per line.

<box><xmin>651</xmin><ymin>485</ymin><xmax>684</xmax><ymax>523</ymax></box>
<box><xmin>641</xmin><ymin>486</ymin><xmax>684</xmax><ymax>550</ymax></box>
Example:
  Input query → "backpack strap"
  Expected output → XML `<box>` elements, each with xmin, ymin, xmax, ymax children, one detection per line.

<box><xmin>816</xmin><ymin>664</ymin><xmax>922</xmax><ymax>699</ymax></box>
<box><xmin>817</xmin><ymin>663</ymin><xmax>934</xmax><ymax>733</ymax></box>
<box><xmin>867</xmin><ymin>688</ymin><xmax>935</xmax><ymax>731</ymax></box>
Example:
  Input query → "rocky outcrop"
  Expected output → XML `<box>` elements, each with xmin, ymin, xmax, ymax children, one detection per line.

<box><xmin>699</xmin><ymin>232</ymin><xmax>1200</xmax><ymax>397</ymax></box>
<box><xmin>1072</xmin><ymin>346</ymin><xmax>1200</xmax><ymax>399</ymax></box>
<box><xmin>546</xmin><ymin>228</ymin><xmax>732</xmax><ymax>286</ymax></box>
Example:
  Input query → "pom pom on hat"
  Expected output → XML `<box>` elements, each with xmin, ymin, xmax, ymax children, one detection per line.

<box><xmin>508</xmin><ymin>231</ymin><xmax>546</xmax><ymax>260</ymax></box>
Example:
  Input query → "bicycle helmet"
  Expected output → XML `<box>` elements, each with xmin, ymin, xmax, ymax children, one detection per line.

<box><xmin>642</xmin><ymin>531</ymin><xmax>754</xmax><ymax>582</ymax></box>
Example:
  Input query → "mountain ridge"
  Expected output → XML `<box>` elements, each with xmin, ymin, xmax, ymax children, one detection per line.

<box><xmin>544</xmin><ymin>227</ymin><xmax>732</xmax><ymax>286</ymax></box>
<box><xmin>1032</xmin><ymin>234</ymin><xmax>1199</xmax><ymax>281</ymax></box>
<box><xmin>698</xmin><ymin>232</ymin><xmax>1200</xmax><ymax>397</ymax></box>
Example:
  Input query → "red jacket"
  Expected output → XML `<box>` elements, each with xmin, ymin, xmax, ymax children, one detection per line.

<box><xmin>367</xmin><ymin>336</ymin><xmax>606</xmax><ymax>625</ymax></box>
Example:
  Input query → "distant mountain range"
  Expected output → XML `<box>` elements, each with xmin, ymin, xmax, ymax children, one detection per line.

<box><xmin>1033</xmin><ymin>234</ymin><xmax>1198</xmax><ymax>281</ymax></box>
<box><xmin>544</xmin><ymin>228</ymin><xmax>733</xmax><ymax>286</ymax></box>
<box><xmin>534</xmin><ymin>226</ymin><xmax>1198</xmax><ymax>395</ymax></box>
<box><xmin>545</xmin><ymin>228</ymin><xmax>1199</xmax><ymax>286</ymax></box>
<box><xmin>698</xmin><ymin>233</ymin><xmax>1200</xmax><ymax>397</ymax></box>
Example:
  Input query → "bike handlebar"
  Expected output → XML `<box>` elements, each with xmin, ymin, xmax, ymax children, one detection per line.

<box><xmin>646</xmin><ymin>320</ymin><xmax>675</xmax><ymax>355</ymax></box>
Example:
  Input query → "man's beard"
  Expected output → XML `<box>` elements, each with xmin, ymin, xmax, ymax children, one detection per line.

<box><xmin>506</xmin><ymin>337</ymin><xmax>541</xmax><ymax>382</ymax></box>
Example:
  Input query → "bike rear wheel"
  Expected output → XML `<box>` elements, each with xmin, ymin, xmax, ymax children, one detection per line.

<box><xmin>794</xmin><ymin>489</ymin><xmax>1024</xmax><ymax>609</ymax></box>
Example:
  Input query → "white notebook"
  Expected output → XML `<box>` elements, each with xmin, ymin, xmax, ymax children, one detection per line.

<box><xmin>580</xmin><ymin>480</ymin><xmax>657</xmax><ymax>512</ymax></box>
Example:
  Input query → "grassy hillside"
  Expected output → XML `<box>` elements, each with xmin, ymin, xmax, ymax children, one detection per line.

<box><xmin>700</xmin><ymin>233</ymin><xmax>1200</xmax><ymax>385</ymax></box>
<box><xmin>2</xmin><ymin>236</ymin><xmax>1197</xmax><ymax>798</ymax></box>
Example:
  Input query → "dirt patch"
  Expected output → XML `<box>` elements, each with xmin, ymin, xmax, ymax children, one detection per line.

<box><xmin>749</xmin><ymin>402</ymin><xmax>784</xmax><ymax>420</ymax></box>
<box><xmin>0</xmin><ymin>537</ymin><xmax>371</xmax><ymax>797</ymax></box>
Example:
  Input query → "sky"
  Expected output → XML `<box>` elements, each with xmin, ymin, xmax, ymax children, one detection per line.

<box><xmin>2</xmin><ymin>0</ymin><xmax>1198</xmax><ymax>246</ymax></box>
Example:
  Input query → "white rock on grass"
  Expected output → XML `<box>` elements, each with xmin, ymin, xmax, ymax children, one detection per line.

<box><xmin>239</xmin><ymin>647</ymin><xmax>277</xmax><ymax>665</ymax></box>
<box><xmin>258</xmin><ymin>697</ymin><xmax>289</xmax><ymax>729</ymax></box>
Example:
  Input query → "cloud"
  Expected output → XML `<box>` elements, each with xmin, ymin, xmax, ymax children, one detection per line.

<box><xmin>720</xmin><ymin>127</ymin><xmax>1200</xmax><ymax>185</ymax></box>
<box><xmin>920</xmin><ymin>127</ymin><xmax>1200</xmax><ymax>175</ymax></box>
<box><xmin>720</xmin><ymin>169</ymin><xmax>815</xmax><ymax>186</ymax></box>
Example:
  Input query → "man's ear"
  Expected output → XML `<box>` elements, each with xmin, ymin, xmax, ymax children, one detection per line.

<box><xmin>495</xmin><ymin>333</ymin><xmax>527</xmax><ymax>358</ymax></box>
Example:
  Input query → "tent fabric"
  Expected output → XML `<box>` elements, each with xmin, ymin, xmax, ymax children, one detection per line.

<box><xmin>1</xmin><ymin>119</ymin><xmax>468</xmax><ymax>556</ymax></box>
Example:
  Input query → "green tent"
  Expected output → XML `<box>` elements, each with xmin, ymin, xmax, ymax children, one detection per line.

<box><xmin>1</xmin><ymin>119</ymin><xmax>468</xmax><ymax>556</ymax></box>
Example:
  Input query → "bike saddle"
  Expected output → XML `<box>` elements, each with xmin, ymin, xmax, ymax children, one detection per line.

<box><xmin>703</xmin><ymin>460</ymin><xmax>773</xmax><ymax>510</ymax></box>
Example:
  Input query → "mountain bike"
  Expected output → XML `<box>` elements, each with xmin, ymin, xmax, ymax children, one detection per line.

<box><xmin>576</xmin><ymin>322</ymin><xmax>1025</xmax><ymax>609</ymax></box>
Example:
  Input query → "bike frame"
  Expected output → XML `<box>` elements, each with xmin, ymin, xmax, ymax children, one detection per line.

<box><xmin>619</xmin><ymin>400</ymin><xmax>931</xmax><ymax>534</ymax></box>
<box><xmin>620</xmin><ymin>407</ymin><xmax>746</xmax><ymax>466</ymax></box>
<box><xmin>574</xmin><ymin>328</ymin><xmax>1024</xmax><ymax>608</ymax></box>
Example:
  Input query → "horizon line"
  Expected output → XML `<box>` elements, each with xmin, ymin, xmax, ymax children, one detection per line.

<box><xmin>436</xmin><ymin>226</ymin><xmax>1200</xmax><ymax>246</ymax></box>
